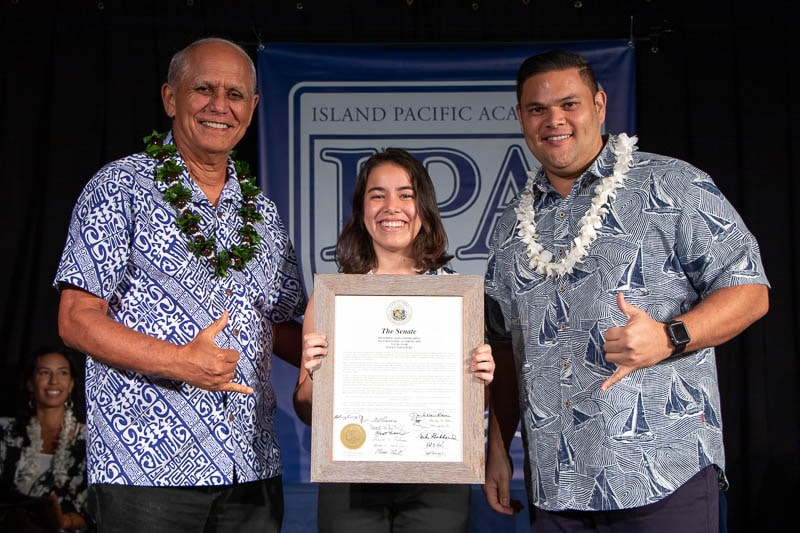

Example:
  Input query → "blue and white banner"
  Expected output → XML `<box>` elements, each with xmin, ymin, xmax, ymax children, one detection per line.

<box><xmin>258</xmin><ymin>41</ymin><xmax>636</xmax><ymax>484</ymax></box>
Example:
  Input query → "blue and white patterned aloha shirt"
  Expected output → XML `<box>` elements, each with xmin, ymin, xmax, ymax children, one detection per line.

<box><xmin>54</xmin><ymin>133</ymin><xmax>307</xmax><ymax>487</ymax></box>
<box><xmin>485</xmin><ymin>134</ymin><xmax>769</xmax><ymax>511</ymax></box>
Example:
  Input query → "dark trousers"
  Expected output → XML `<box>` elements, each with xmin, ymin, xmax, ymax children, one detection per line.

<box><xmin>317</xmin><ymin>482</ymin><xmax>470</xmax><ymax>533</ymax></box>
<box><xmin>88</xmin><ymin>477</ymin><xmax>283</xmax><ymax>533</ymax></box>
<box><xmin>531</xmin><ymin>465</ymin><xmax>719</xmax><ymax>533</ymax></box>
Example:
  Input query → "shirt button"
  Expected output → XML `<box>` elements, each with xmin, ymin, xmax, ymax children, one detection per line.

<box><xmin>229</xmin><ymin>414</ymin><xmax>235</xmax><ymax>421</ymax></box>
<box><xmin>562</xmin><ymin>362</ymin><xmax>569</xmax><ymax>369</ymax></box>
<box><xmin>233</xmin><ymin>329</ymin><xmax>240</xmax><ymax>336</ymax></box>
<box><xmin>564</xmin><ymin>400</ymin><xmax>572</xmax><ymax>408</ymax></box>
<box><xmin>217</xmin><ymin>212</ymin><xmax>223</xmax><ymax>219</ymax></box>
<box><xmin>225</xmin><ymin>289</ymin><xmax>233</xmax><ymax>296</ymax></box>
<box><xmin>559</xmin><ymin>324</ymin><xmax>567</xmax><ymax>331</ymax></box>
<box><xmin>558</xmin><ymin>285</ymin><xmax>566</xmax><ymax>292</ymax></box>
<box><xmin>558</xmin><ymin>211</ymin><xmax>566</xmax><ymax>218</ymax></box>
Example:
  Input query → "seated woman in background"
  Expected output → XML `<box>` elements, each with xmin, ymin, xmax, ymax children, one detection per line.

<box><xmin>1</xmin><ymin>345</ymin><xmax>89</xmax><ymax>532</ymax></box>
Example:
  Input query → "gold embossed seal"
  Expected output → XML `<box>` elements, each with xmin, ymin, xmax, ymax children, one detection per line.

<box><xmin>340</xmin><ymin>423</ymin><xmax>367</xmax><ymax>450</ymax></box>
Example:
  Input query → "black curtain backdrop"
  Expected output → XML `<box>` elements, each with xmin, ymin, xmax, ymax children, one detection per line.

<box><xmin>2</xmin><ymin>1</ymin><xmax>796</xmax><ymax>531</ymax></box>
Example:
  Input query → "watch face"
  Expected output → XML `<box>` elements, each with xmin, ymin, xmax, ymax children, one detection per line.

<box><xmin>668</xmin><ymin>321</ymin><xmax>690</xmax><ymax>344</ymax></box>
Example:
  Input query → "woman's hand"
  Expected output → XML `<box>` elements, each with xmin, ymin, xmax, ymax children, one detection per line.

<box><xmin>471</xmin><ymin>343</ymin><xmax>495</xmax><ymax>384</ymax></box>
<box><xmin>302</xmin><ymin>332</ymin><xmax>328</xmax><ymax>380</ymax></box>
<box><xmin>293</xmin><ymin>331</ymin><xmax>327</xmax><ymax>425</ymax></box>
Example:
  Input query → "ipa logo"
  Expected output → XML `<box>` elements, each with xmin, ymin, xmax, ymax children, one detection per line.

<box><xmin>288</xmin><ymin>82</ymin><xmax>534</xmax><ymax>287</ymax></box>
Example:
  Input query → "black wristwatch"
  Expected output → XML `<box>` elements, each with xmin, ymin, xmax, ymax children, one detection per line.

<box><xmin>665</xmin><ymin>320</ymin><xmax>691</xmax><ymax>356</ymax></box>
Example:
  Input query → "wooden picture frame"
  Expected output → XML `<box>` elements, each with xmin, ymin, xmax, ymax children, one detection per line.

<box><xmin>310</xmin><ymin>273</ymin><xmax>485</xmax><ymax>484</ymax></box>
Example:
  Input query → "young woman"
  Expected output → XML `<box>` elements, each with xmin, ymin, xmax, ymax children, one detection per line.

<box><xmin>293</xmin><ymin>148</ymin><xmax>495</xmax><ymax>533</ymax></box>
<box><xmin>0</xmin><ymin>346</ymin><xmax>89</xmax><ymax>532</ymax></box>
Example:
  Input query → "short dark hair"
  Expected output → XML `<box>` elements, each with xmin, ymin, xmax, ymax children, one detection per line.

<box><xmin>335</xmin><ymin>148</ymin><xmax>453</xmax><ymax>274</ymax></box>
<box><xmin>516</xmin><ymin>49</ymin><xmax>599</xmax><ymax>104</ymax></box>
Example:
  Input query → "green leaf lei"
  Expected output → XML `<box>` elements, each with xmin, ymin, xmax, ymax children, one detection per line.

<box><xmin>143</xmin><ymin>130</ymin><xmax>263</xmax><ymax>278</ymax></box>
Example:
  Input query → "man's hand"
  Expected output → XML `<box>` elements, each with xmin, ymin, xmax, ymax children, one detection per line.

<box><xmin>483</xmin><ymin>443</ymin><xmax>524</xmax><ymax>515</ymax></box>
<box><xmin>601</xmin><ymin>292</ymin><xmax>672</xmax><ymax>390</ymax></box>
<box><xmin>180</xmin><ymin>310</ymin><xmax>253</xmax><ymax>394</ymax></box>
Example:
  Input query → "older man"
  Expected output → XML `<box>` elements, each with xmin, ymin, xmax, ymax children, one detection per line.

<box><xmin>54</xmin><ymin>37</ymin><xmax>306</xmax><ymax>532</ymax></box>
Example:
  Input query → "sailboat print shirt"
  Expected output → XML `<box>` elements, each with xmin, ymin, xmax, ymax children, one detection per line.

<box><xmin>485</xmin><ymin>134</ymin><xmax>769</xmax><ymax>512</ymax></box>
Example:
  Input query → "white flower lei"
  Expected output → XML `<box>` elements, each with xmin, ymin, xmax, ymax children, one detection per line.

<box><xmin>515</xmin><ymin>133</ymin><xmax>638</xmax><ymax>278</ymax></box>
<box><xmin>14</xmin><ymin>407</ymin><xmax>77</xmax><ymax>494</ymax></box>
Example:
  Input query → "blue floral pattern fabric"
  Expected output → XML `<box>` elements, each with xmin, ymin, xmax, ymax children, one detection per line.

<box><xmin>53</xmin><ymin>133</ymin><xmax>307</xmax><ymax>486</ymax></box>
<box><xmin>485</xmin><ymin>134</ymin><xmax>769</xmax><ymax>511</ymax></box>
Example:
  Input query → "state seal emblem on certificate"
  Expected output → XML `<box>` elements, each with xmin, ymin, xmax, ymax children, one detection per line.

<box><xmin>387</xmin><ymin>299</ymin><xmax>411</xmax><ymax>325</ymax></box>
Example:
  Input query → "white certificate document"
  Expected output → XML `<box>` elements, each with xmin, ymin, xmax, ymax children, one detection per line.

<box><xmin>331</xmin><ymin>295</ymin><xmax>463</xmax><ymax>462</ymax></box>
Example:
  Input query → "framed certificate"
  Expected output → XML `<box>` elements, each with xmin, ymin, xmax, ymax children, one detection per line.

<box><xmin>310</xmin><ymin>273</ymin><xmax>485</xmax><ymax>484</ymax></box>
